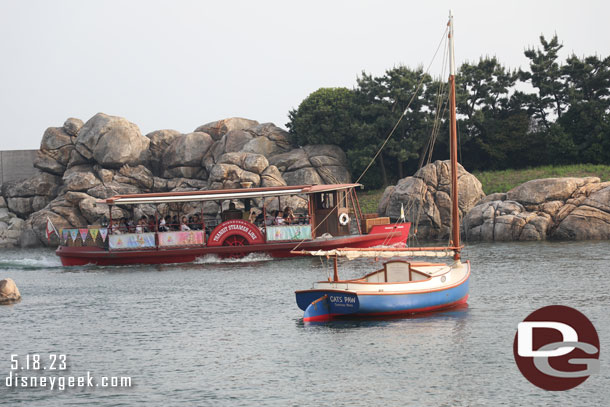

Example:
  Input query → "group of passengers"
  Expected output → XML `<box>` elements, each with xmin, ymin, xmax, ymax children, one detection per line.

<box><xmin>109</xmin><ymin>202</ymin><xmax>309</xmax><ymax>235</ymax></box>
<box><xmin>111</xmin><ymin>214</ymin><xmax>204</xmax><ymax>234</ymax></box>
<box><xmin>251</xmin><ymin>206</ymin><xmax>308</xmax><ymax>227</ymax></box>
<box><xmin>158</xmin><ymin>214</ymin><xmax>203</xmax><ymax>232</ymax></box>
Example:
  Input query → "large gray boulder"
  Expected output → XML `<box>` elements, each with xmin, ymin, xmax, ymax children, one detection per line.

<box><xmin>379</xmin><ymin>160</ymin><xmax>484</xmax><ymax>239</ymax></box>
<box><xmin>0</xmin><ymin>198</ymin><xmax>26</xmax><ymax>248</ymax></box>
<box><xmin>161</xmin><ymin>132</ymin><xmax>213</xmax><ymax>179</ymax></box>
<box><xmin>115</xmin><ymin>165</ymin><xmax>155</xmax><ymax>190</ymax></box>
<box><xmin>63</xmin><ymin>165</ymin><xmax>101</xmax><ymax>192</ymax></box>
<box><xmin>195</xmin><ymin>117</ymin><xmax>259</xmax><ymax>141</ymax></box>
<box><xmin>261</xmin><ymin>165</ymin><xmax>286</xmax><ymax>187</ymax></box>
<box><xmin>553</xmin><ymin>185</ymin><xmax>610</xmax><ymax>240</ymax></box>
<box><xmin>464</xmin><ymin>177</ymin><xmax>610</xmax><ymax>241</ymax></box>
<box><xmin>75</xmin><ymin>113</ymin><xmax>150</xmax><ymax>168</ymax></box>
<box><xmin>1</xmin><ymin>172</ymin><xmax>62</xmax><ymax>218</ymax></box>
<box><xmin>2</xmin><ymin>171</ymin><xmax>61</xmax><ymax>198</ymax></box>
<box><xmin>146</xmin><ymin>129</ymin><xmax>181</xmax><ymax>176</ymax></box>
<box><xmin>246</xmin><ymin>123</ymin><xmax>294</xmax><ymax>153</ymax></box>
<box><xmin>34</xmin><ymin>121</ymin><xmax>79</xmax><ymax>175</ymax></box>
<box><xmin>270</xmin><ymin>145</ymin><xmax>350</xmax><ymax>185</ymax></box>
<box><xmin>217</xmin><ymin>152</ymin><xmax>269</xmax><ymax>175</ymax></box>
<box><xmin>506</xmin><ymin>177</ymin><xmax>597</xmax><ymax>205</ymax></box>
<box><xmin>463</xmin><ymin>200</ymin><xmax>552</xmax><ymax>241</ymax></box>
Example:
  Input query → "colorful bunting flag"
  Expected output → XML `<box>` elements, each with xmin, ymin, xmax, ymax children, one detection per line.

<box><xmin>90</xmin><ymin>228</ymin><xmax>99</xmax><ymax>241</ymax></box>
<box><xmin>69</xmin><ymin>229</ymin><xmax>78</xmax><ymax>242</ymax></box>
<box><xmin>99</xmin><ymin>228</ymin><xmax>108</xmax><ymax>242</ymax></box>
<box><xmin>79</xmin><ymin>229</ymin><xmax>89</xmax><ymax>242</ymax></box>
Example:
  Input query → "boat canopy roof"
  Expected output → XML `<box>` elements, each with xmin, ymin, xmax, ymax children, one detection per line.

<box><xmin>292</xmin><ymin>247</ymin><xmax>460</xmax><ymax>260</ymax></box>
<box><xmin>96</xmin><ymin>183</ymin><xmax>362</xmax><ymax>205</ymax></box>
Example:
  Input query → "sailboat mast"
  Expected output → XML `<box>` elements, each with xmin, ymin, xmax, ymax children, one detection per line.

<box><xmin>448</xmin><ymin>12</ymin><xmax>461</xmax><ymax>260</ymax></box>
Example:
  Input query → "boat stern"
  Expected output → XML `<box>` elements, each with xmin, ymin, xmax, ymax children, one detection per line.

<box><xmin>295</xmin><ymin>290</ymin><xmax>360</xmax><ymax>322</ymax></box>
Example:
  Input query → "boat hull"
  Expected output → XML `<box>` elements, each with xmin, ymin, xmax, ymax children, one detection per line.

<box><xmin>56</xmin><ymin>224</ymin><xmax>410</xmax><ymax>266</ymax></box>
<box><xmin>296</xmin><ymin>261</ymin><xmax>469</xmax><ymax>321</ymax></box>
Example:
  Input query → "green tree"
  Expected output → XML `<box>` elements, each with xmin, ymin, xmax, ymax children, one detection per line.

<box><xmin>286</xmin><ymin>87</ymin><xmax>358</xmax><ymax>146</ymax></box>
<box><xmin>520</xmin><ymin>35</ymin><xmax>567</xmax><ymax>129</ymax></box>
<box><xmin>356</xmin><ymin>66</ymin><xmax>435</xmax><ymax>182</ymax></box>
<box><xmin>560</xmin><ymin>54</ymin><xmax>610</xmax><ymax>163</ymax></box>
<box><xmin>456</xmin><ymin>57</ymin><xmax>532</xmax><ymax>169</ymax></box>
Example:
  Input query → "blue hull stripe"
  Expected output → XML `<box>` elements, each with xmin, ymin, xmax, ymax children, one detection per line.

<box><xmin>296</xmin><ymin>276</ymin><xmax>469</xmax><ymax>316</ymax></box>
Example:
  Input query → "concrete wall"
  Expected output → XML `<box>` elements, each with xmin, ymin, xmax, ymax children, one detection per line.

<box><xmin>0</xmin><ymin>150</ymin><xmax>38</xmax><ymax>184</ymax></box>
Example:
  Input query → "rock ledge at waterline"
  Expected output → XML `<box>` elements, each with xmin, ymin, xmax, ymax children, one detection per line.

<box><xmin>0</xmin><ymin>278</ymin><xmax>21</xmax><ymax>305</ymax></box>
<box><xmin>378</xmin><ymin>168</ymin><xmax>610</xmax><ymax>241</ymax></box>
<box><xmin>0</xmin><ymin>114</ymin><xmax>351</xmax><ymax>248</ymax></box>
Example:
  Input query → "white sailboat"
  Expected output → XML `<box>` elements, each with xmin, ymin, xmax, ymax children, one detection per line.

<box><xmin>295</xmin><ymin>13</ymin><xmax>470</xmax><ymax>322</ymax></box>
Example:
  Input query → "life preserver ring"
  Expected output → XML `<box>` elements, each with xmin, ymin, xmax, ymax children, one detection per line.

<box><xmin>339</xmin><ymin>213</ymin><xmax>350</xmax><ymax>226</ymax></box>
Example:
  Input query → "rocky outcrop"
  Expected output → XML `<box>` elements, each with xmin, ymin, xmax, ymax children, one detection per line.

<box><xmin>75</xmin><ymin>113</ymin><xmax>150</xmax><ymax>168</ymax></box>
<box><xmin>464</xmin><ymin>177</ymin><xmax>610</xmax><ymax>241</ymax></box>
<box><xmin>378</xmin><ymin>160</ymin><xmax>485</xmax><ymax>240</ymax></box>
<box><xmin>0</xmin><ymin>278</ymin><xmax>21</xmax><ymax>305</ymax></box>
<box><xmin>162</xmin><ymin>132</ymin><xmax>214</xmax><ymax>178</ymax></box>
<box><xmin>1</xmin><ymin>171</ymin><xmax>61</xmax><ymax>218</ymax></box>
<box><xmin>269</xmin><ymin>145</ymin><xmax>350</xmax><ymax>185</ymax></box>
<box><xmin>146</xmin><ymin>129</ymin><xmax>181</xmax><ymax>175</ymax></box>
<box><xmin>0</xmin><ymin>196</ymin><xmax>26</xmax><ymax>248</ymax></box>
<box><xmin>0</xmin><ymin>114</ymin><xmax>352</xmax><ymax>247</ymax></box>
<box><xmin>195</xmin><ymin>117</ymin><xmax>259</xmax><ymax>141</ymax></box>
<box><xmin>33</xmin><ymin>118</ymin><xmax>81</xmax><ymax>175</ymax></box>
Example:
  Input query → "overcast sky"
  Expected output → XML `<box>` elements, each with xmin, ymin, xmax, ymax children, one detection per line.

<box><xmin>1</xmin><ymin>0</ymin><xmax>608</xmax><ymax>150</ymax></box>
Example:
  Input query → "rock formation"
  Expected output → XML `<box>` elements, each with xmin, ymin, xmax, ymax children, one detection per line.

<box><xmin>464</xmin><ymin>177</ymin><xmax>610</xmax><ymax>241</ymax></box>
<box><xmin>0</xmin><ymin>278</ymin><xmax>21</xmax><ymax>305</ymax></box>
<box><xmin>378</xmin><ymin>160</ymin><xmax>485</xmax><ymax>240</ymax></box>
<box><xmin>0</xmin><ymin>114</ymin><xmax>352</xmax><ymax>248</ymax></box>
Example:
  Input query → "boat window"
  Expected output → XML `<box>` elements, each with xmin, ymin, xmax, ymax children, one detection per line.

<box><xmin>320</xmin><ymin>193</ymin><xmax>334</xmax><ymax>209</ymax></box>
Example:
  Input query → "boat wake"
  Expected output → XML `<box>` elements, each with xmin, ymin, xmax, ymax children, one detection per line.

<box><xmin>0</xmin><ymin>256</ymin><xmax>63</xmax><ymax>270</ymax></box>
<box><xmin>194</xmin><ymin>252</ymin><xmax>273</xmax><ymax>264</ymax></box>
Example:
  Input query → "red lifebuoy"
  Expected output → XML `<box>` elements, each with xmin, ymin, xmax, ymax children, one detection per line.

<box><xmin>206</xmin><ymin>219</ymin><xmax>265</xmax><ymax>247</ymax></box>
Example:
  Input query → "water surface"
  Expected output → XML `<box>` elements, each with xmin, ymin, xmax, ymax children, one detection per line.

<box><xmin>1</xmin><ymin>242</ymin><xmax>609</xmax><ymax>406</ymax></box>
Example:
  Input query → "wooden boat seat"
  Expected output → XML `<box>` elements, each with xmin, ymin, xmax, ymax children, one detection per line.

<box><xmin>383</xmin><ymin>260</ymin><xmax>431</xmax><ymax>283</ymax></box>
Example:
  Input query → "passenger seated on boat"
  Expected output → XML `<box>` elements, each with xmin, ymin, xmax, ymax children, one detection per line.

<box><xmin>254</xmin><ymin>211</ymin><xmax>264</xmax><ymax>226</ymax></box>
<box><xmin>180</xmin><ymin>216</ymin><xmax>191</xmax><ymax>231</ymax></box>
<box><xmin>119</xmin><ymin>218</ymin><xmax>129</xmax><ymax>233</ymax></box>
<box><xmin>222</xmin><ymin>202</ymin><xmax>242</xmax><ymax>221</ymax></box>
<box><xmin>283</xmin><ymin>206</ymin><xmax>295</xmax><ymax>224</ymax></box>
<box><xmin>191</xmin><ymin>214</ymin><xmax>202</xmax><ymax>230</ymax></box>
<box><xmin>275</xmin><ymin>211</ymin><xmax>285</xmax><ymax>225</ymax></box>
<box><xmin>147</xmin><ymin>216</ymin><xmax>155</xmax><ymax>232</ymax></box>
<box><xmin>136</xmin><ymin>216</ymin><xmax>149</xmax><ymax>233</ymax></box>
<box><xmin>265</xmin><ymin>210</ymin><xmax>277</xmax><ymax>226</ymax></box>
<box><xmin>158</xmin><ymin>216</ymin><xmax>168</xmax><ymax>232</ymax></box>
<box><xmin>110</xmin><ymin>221</ymin><xmax>122</xmax><ymax>234</ymax></box>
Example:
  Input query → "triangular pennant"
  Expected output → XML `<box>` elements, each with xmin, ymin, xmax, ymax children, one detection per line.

<box><xmin>62</xmin><ymin>229</ymin><xmax>69</xmax><ymax>241</ymax></box>
<box><xmin>99</xmin><ymin>228</ymin><xmax>108</xmax><ymax>242</ymax></box>
<box><xmin>90</xmin><ymin>228</ymin><xmax>99</xmax><ymax>241</ymax></box>
<box><xmin>79</xmin><ymin>229</ymin><xmax>89</xmax><ymax>242</ymax></box>
<box><xmin>69</xmin><ymin>229</ymin><xmax>78</xmax><ymax>241</ymax></box>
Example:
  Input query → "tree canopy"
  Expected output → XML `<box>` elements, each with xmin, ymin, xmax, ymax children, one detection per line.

<box><xmin>286</xmin><ymin>35</ymin><xmax>610</xmax><ymax>189</ymax></box>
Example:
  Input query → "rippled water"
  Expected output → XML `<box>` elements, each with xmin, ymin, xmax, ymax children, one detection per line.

<box><xmin>1</xmin><ymin>242</ymin><xmax>609</xmax><ymax>406</ymax></box>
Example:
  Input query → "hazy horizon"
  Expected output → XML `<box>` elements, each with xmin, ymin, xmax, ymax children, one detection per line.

<box><xmin>1</xmin><ymin>0</ymin><xmax>608</xmax><ymax>150</ymax></box>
